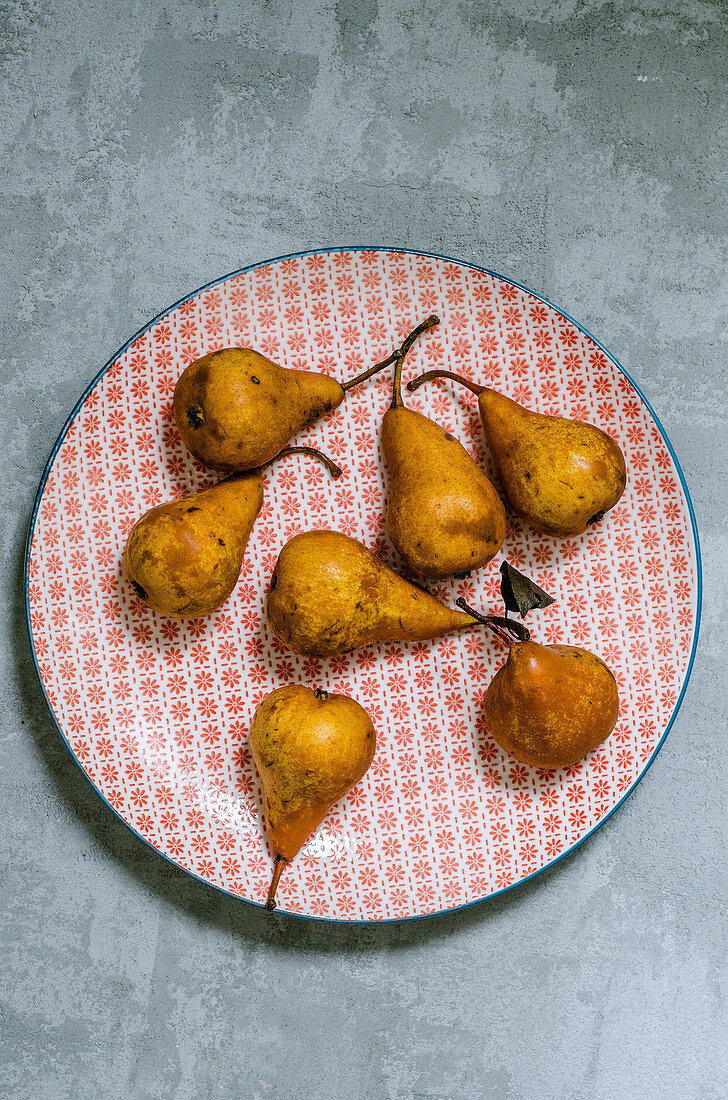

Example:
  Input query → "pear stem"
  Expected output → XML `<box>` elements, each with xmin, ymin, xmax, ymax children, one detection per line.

<box><xmin>390</xmin><ymin>315</ymin><xmax>440</xmax><ymax>409</ymax></box>
<box><xmin>455</xmin><ymin>598</ymin><xmax>531</xmax><ymax>645</ymax></box>
<box><xmin>340</xmin><ymin>349</ymin><xmax>401</xmax><ymax>392</ymax></box>
<box><xmin>265</xmin><ymin>855</ymin><xmax>287</xmax><ymax>911</ymax></box>
<box><xmin>262</xmin><ymin>446</ymin><xmax>342</xmax><ymax>480</ymax></box>
<box><xmin>407</xmin><ymin>369</ymin><xmax>484</xmax><ymax>397</ymax></box>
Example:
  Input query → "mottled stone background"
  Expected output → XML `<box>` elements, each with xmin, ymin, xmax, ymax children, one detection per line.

<box><xmin>2</xmin><ymin>2</ymin><xmax>726</xmax><ymax>1097</ymax></box>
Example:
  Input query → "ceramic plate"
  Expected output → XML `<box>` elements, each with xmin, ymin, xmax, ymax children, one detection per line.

<box><xmin>25</xmin><ymin>248</ymin><xmax>700</xmax><ymax>922</ymax></box>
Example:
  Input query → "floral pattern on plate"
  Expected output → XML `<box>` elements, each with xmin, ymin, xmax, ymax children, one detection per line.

<box><xmin>26</xmin><ymin>248</ymin><xmax>700</xmax><ymax>922</ymax></box>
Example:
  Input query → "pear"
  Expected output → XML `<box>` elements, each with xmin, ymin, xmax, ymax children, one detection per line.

<box><xmin>250</xmin><ymin>685</ymin><xmax>376</xmax><ymax>911</ymax></box>
<box><xmin>124</xmin><ymin>447</ymin><xmax>341</xmax><ymax>618</ymax></box>
<box><xmin>382</xmin><ymin>316</ymin><xmax>505</xmax><ymax>579</ymax></box>
<box><xmin>266</xmin><ymin>530</ymin><xmax>479</xmax><ymax>657</ymax></box>
<box><xmin>457</xmin><ymin>600</ymin><xmax>619</xmax><ymax>768</ymax></box>
<box><xmin>407</xmin><ymin>371</ymin><xmax>626</xmax><ymax>537</ymax></box>
<box><xmin>174</xmin><ymin>318</ymin><xmax>436</xmax><ymax>472</ymax></box>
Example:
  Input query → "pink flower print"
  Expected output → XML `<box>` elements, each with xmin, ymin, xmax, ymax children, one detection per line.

<box><xmin>571</xmin><ymin>619</ymin><xmax>593</xmax><ymax>644</ymax></box>
<box><xmin>505</xmin><ymin>330</ymin><xmax>527</xmax><ymax>353</ymax></box>
<box><xmin>479</xmin><ymin>333</ymin><xmax>499</xmax><ymax>355</ymax></box>
<box><xmin>533</xmin><ymin>328</ymin><xmax>553</xmax><ymax>350</ymax></box>
<box><xmin>204</xmin><ymin>750</ymin><xmax>225</xmax><ymax>772</ymax></box>
<box><xmin>520</xmin><ymin>843</ymin><xmax>538</xmax><ymax>866</ymax></box>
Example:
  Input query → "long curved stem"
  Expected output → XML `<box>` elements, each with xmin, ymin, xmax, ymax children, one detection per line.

<box><xmin>341</xmin><ymin>348</ymin><xmax>401</xmax><ymax>392</ymax></box>
<box><xmin>391</xmin><ymin>314</ymin><xmax>440</xmax><ymax>409</ymax></box>
<box><xmin>262</xmin><ymin>446</ymin><xmax>342</xmax><ymax>480</ymax></box>
<box><xmin>407</xmin><ymin>369</ymin><xmax>484</xmax><ymax>397</ymax></box>
<box><xmin>455</xmin><ymin>598</ymin><xmax>531</xmax><ymax>644</ymax></box>
<box><xmin>265</xmin><ymin>855</ymin><xmax>287</xmax><ymax>911</ymax></box>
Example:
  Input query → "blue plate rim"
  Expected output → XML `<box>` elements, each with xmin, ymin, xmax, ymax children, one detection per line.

<box><xmin>23</xmin><ymin>245</ymin><xmax>703</xmax><ymax>925</ymax></box>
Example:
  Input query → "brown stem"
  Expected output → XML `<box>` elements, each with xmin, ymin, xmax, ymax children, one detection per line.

<box><xmin>407</xmin><ymin>369</ymin><xmax>484</xmax><ymax>397</ymax></box>
<box><xmin>340</xmin><ymin>349</ymin><xmax>400</xmax><ymax>392</ymax></box>
<box><xmin>391</xmin><ymin>315</ymin><xmax>440</xmax><ymax>409</ymax></box>
<box><xmin>265</xmin><ymin>854</ymin><xmax>287</xmax><ymax>911</ymax></box>
<box><xmin>261</xmin><ymin>446</ymin><xmax>342</xmax><ymax>480</ymax></box>
<box><xmin>455</xmin><ymin>598</ymin><xmax>531</xmax><ymax>644</ymax></box>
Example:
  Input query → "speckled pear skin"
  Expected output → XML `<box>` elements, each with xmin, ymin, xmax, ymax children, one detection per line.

<box><xmin>250</xmin><ymin>685</ymin><xmax>376</xmax><ymax>862</ymax></box>
<box><xmin>482</xmin><ymin>641</ymin><xmax>620</xmax><ymax>768</ymax></box>
<box><xmin>478</xmin><ymin>389</ymin><xmax>626</xmax><ymax>537</ymax></box>
<box><xmin>124</xmin><ymin>472</ymin><xmax>263</xmax><ymax>618</ymax></box>
<box><xmin>266</xmin><ymin>530</ymin><xmax>479</xmax><ymax>657</ymax></box>
<box><xmin>174</xmin><ymin>347</ymin><xmax>345</xmax><ymax>471</ymax></box>
<box><xmin>382</xmin><ymin>406</ymin><xmax>506</xmax><ymax>579</ymax></box>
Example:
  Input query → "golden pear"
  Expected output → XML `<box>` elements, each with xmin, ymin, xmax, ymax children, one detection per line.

<box><xmin>266</xmin><ymin>530</ymin><xmax>479</xmax><ymax>657</ymax></box>
<box><xmin>124</xmin><ymin>447</ymin><xmax>340</xmax><ymax>618</ymax></box>
<box><xmin>173</xmin><ymin>322</ymin><xmax>435</xmax><ymax>471</ymax></box>
<box><xmin>382</xmin><ymin>317</ymin><xmax>505</xmax><ymax>579</ymax></box>
<box><xmin>250</xmin><ymin>685</ymin><xmax>376</xmax><ymax>910</ymax></box>
<box><xmin>408</xmin><ymin>371</ymin><xmax>626</xmax><ymax>537</ymax></box>
<box><xmin>458</xmin><ymin>601</ymin><xmax>619</xmax><ymax>768</ymax></box>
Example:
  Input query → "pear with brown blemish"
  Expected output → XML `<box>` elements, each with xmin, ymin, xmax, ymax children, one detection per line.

<box><xmin>382</xmin><ymin>316</ymin><xmax>505</xmax><ymax>579</ymax></box>
<box><xmin>266</xmin><ymin>529</ymin><xmax>479</xmax><ymax>657</ymax></box>
<box><xmin>124</xmin><ymin>447</ymin><xmax>341</xmax><ymax>618</ymax></box>
<box><xmin>174</xmin><ymin>319</ymin><xmax>435</xmax><ymax>472</ymax></box>
<box><xmin>407</xmin><ymin>371</ymin><xmax>626</xmax><ymax>537</ymax></box>
<box><xmin>250</xmin><ymin>685</ymin><xmax>376</xmax><ymax>911</ymax></box>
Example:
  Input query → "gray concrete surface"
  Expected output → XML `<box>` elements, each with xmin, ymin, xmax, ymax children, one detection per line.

<box><xmin>2</xmin><ymin>2</ymin><xmax>727</xmax><ymax>1097</ymax></box>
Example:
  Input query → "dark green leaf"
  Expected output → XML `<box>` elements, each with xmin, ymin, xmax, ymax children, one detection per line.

<box><xmin>499</xmin><ymin>561</ymin><xmax>555</xmax><ymax>619</ymax></box>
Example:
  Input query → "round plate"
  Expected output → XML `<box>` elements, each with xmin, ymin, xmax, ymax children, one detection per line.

<box><xmin>25</xmin><ymin>248</ymin><xmax>701</xmax><ymax>923</ymax></box>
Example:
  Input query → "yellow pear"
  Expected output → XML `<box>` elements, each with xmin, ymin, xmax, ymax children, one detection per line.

<box><xmin>124</xmin><ymin>447</ymin><xmax>340</xmax><ymax>618</ymax></box>
<box><xmin>382</xmin><ymin>317</ymin><xmax>505</xmax><ymax>579</ymax></box>
<box><xmin>173</xmin><ymin>322</ymin><xmax>433</xmax><ymax>471</ymax></box>
<box><xmin>408</xmin><ymin>371</ymin><xmax>626</xmax><ymax>537</ymax></box>
<box><xmin>266</xmin><ymin>530</ymin><xmax>479</xmax><ymax>656</ymax></box>
<box><xmin>250</xmin><ymin>684</ymin><xmax>376</xmax><ymax>910</ymax></box>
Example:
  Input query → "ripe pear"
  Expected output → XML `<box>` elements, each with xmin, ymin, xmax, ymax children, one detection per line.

<box><xmin>382</xmin><ymin>317</ymin><xmax>505</xmax><ymax>579</ymax></box>
<box><xmin>266</xmin><ymin>530</ymin><xmax>479</xmax><ymax>657</ymax></box>
<box><xmin>174</xmin><ymin>318</ymin><xmax>435</xmax><ymax>472</ymax></box>
<box><xmin>250</xmin><ymin>685</ymin><xmax>376</xmax><ymax>910</ymax></box>
<box><xmin>408</xmin><ymin>371</ymin><xmax>626</xmax><ymax>537</ymax></box>
<box><xmin>124</xmin><ymin>447</ymin><xmax>340</xmax><ymax>618</ymax></box>
<box><xmin>458</xmin><ymin>600</ymin><xmax>619</xmax><ymax>768</ymax></box>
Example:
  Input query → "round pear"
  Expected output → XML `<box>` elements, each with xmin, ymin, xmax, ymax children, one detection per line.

<box><xmin>482</xmin><ymin>639</ymin><xmax>620</xmax><ymax>768</ymax></box>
